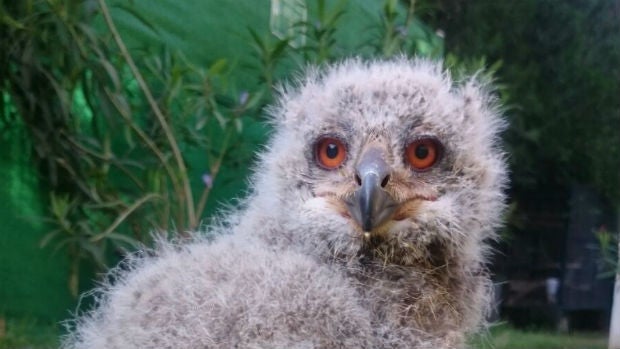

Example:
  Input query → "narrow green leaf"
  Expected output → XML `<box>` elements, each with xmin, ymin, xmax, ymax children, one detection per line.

<box><xmin>113</xmin><ymin>3</ymin><xmax>160</xmax><ymax>36</ymax></box>
<box><xmin>105</xmin><ymin>232</ymin><xmax>140</xmax><ymax>247</ymax></box>
<box><xmin>208</xmin><ymin>59</ymin><xmax>227</xmax><ymax>76</ymax></box>
<box><xmin>40</xmin><ymin>229</ymin><xmax>62</xmax><ymax>248</ymax></box>
<box><xmin>234</xmin><ymin>118</ymin><xmax>243</xmax><ymax>133</ymax></box>
<box><xmin>247</xmin><ymin>27</ymin><xmax>267</xmax><ymax>51</ymax></box>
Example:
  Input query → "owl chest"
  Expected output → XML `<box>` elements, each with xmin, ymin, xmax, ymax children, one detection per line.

<box><xmin>351</xmin><ymin>264</ymin><xmax>466</xmax><ymax>334</ymax></box>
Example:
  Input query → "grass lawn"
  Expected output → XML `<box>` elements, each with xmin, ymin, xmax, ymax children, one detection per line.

<box><xmin>0</xmin><ymin>318</ymin><xmax>609</xmax><ymax>349</ymax></box>
<box><xmin>470</xmin><ymin>323</ymin><xmax>608</xmax><ymax>349</ymax></box>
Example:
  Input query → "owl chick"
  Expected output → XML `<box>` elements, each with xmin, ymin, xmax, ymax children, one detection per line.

<box><xmin>62</xmin><ymin>58</ymin><xmax>507</xmax><ymax>349</ymax></box>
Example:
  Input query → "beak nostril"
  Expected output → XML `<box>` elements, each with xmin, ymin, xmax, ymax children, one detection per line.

<box><xmin>381</xmin><ymin>174</ymin><xmax>390</xmax><ymax>188</ymax></box>
<box><xmin>355</xmin><ymin>173</ymin><xmax>362</xmax><ymax>186</ymax></box>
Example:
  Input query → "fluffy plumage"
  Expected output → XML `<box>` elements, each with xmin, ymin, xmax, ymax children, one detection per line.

<box><xmin>62</xmin><ymin>58</ymin><xmax>507</xmax><ymax>349</ymax></box>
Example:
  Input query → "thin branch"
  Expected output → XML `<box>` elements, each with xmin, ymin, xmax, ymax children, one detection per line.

<box><xmin>98</xmin><ymin>0</ymin><xmax>196</xmax><ymax>228</ymax></box>
<box><xmin>195</xmin><ymin>126</ymin><xmax>234</xmax><ymax>220</ymax></box>
<box><xmin>63</xmin><ymin>133</ymin><xmax>146</xmax><ymax>190</ymax></box>
<box><xmin>104</xmin><ymin>88</ymin><xmax>186</xmax><ymax>226</ymax></box>
<box><xmin>90</xmin><ymin>193</ymin><xmax>161</xmax><ymax>242</ymax></box>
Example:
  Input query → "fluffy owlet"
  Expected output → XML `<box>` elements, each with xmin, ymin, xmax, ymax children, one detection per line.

<box><xmin>62</xmin><ymin>58</ymin><xmax>507</xmax><ymax>349</ymax></box>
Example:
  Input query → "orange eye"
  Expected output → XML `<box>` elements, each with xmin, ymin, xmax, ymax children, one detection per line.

<box><xmin>405</xmin><ymin>138</ymin><xmax>442</xmax><ymax>170</ymax></box>
<box><xmin>315</xmin><ymin>137</ymin><xmax>347</xmax><ymax>169</ymax></box>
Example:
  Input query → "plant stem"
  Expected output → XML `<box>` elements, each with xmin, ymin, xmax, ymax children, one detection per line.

<box><xmin>91</xmin><ymin>193</ymin><xmax>161</xmax><ymax>242</ymax></box>
<box><xmin>104</xmin><ymin>88</ymin><xmax>185</xmax><ymax>226</ymax></box>
<box><xmin>195</xmin><ymin>126</ymin><xmax>234</xmax><ymax>221</ymax></box>
<box><xmin>98</xmin><ymin>0</ymin><xmax>196</xmax><ymax>229</ymax></box>
<box><xmin>63</xmin><ymin>133</ymin><xmax>145</xmax><ymax>190</ymax></box>
<box><xmin>405</xmin><ymin>0</ymin><xmax>416</xmax><ymax>28</ymax></box>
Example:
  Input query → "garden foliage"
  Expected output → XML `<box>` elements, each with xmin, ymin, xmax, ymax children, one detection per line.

<box><xmin>0</xmin><ymin>0</ymin><xmax>441</xmax><ymax>296</ymax></box>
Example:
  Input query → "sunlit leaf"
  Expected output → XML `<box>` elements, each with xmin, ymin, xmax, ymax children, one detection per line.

<box><xmin>208</xmin><ymin>59</ymin><xmax>227</xmax><ymax>76</ymax></box>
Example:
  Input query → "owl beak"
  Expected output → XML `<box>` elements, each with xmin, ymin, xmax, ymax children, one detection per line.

<box><xmin>346</xmin><ymin>147</ymin><xmax>397</xmax><ymax>232</ymax></box>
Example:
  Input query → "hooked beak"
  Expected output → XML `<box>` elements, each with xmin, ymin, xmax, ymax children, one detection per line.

<box><xmin>346</xmin><ymin>147</ymin><xmax>397</xmax><ymax>232</ymax></box>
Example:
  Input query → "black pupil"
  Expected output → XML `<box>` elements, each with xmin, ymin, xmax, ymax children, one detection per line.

<box><xmin>326</xmin><ymin>143</ymin><xmax>339</xmax><ymax>159</ymax></box>
<box><xmin>415</xmin><ymin>144</ymin><xmax>429</xmax><ymax>159</ymax></box>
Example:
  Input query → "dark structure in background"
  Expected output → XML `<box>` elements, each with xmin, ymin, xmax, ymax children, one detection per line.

<box><xmin>498</xmin><ymin>185</ymin><xmax>615</xmax><ymax>330</ymax></box>
<box><xmin>560</xmin><ymin>186</ymin><xmax>615</xmax><ymax>330</ymax></box>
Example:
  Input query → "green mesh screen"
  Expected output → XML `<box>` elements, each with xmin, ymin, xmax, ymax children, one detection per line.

<box><xmin>0</xmin><ymin>119</ymin><xmax>74</xmax><ymax>322</ymax></box>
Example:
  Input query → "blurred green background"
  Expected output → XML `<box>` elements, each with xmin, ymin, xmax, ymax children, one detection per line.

<box><xmin>0</xmin><ymin>0</ymin><xmax>618</xmax><ymax>347</ymax></box>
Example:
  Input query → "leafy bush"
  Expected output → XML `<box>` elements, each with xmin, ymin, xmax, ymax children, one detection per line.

<box><xmin>0</xmin><ymin>0</ymin><xmax>442</xmax><ymax>295</ymax></box>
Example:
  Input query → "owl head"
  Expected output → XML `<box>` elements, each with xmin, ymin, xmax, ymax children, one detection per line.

<box><xmin>247</xmin><ymin>58</ymin><xmax>507</xmax><ymax>267</ymax></box>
